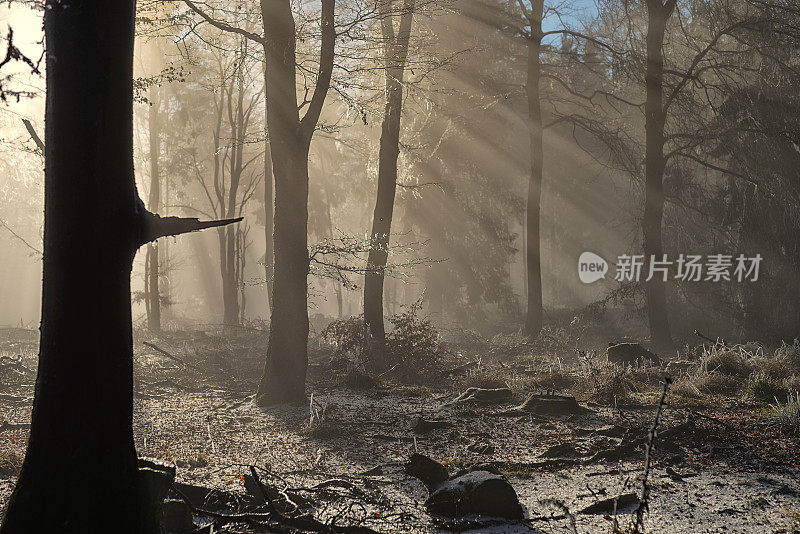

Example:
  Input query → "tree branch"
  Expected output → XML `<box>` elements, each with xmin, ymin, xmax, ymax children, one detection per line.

<box><xmin>21</xmin><ymin>119</ymin><xmax>44</xmax><ymax>152</ymax></box>
<box><xmin>137</xmin><ymin>205</ymin><xmax>242</xmax><ymax>247</ymax></box>
<box><xmin>182</xmin><ymin>0</ymin><xmax>265</xmax><ymax>44</ymax></box>
<box><xmin>299</xmin><ymin>0</ymin><xmax>336</xmax><ymax>145</ymax></box>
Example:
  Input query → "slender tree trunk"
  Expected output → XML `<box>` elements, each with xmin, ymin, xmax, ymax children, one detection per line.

<box><xmin>147</xmin><ymin>85</ymin><xmax>161</xmax><ymax>331</ymax></box>
<box><xmin>643</xmin><ymin>0</ymin><xmax>675</xmax><ymax>352</ymax></box>
<box><xmin>263</xmin><ymin>58</ymin><xmax>275</xmax><ymax>312</ymax></box>
<box><xmin>521</xmin><ymin>215</ymin><xmax>528</xmax><ymax>307</ymax></box>
<box><xmin>237</xmin><ymin>226</ymin><xmax>248</xmax><ymax>321</ymax></box>
<box><xmin>220</xmin><ymin>56</ymin><xmax>250</xmax><ymax>326</ymax></box>
<box><xmin>523</xmin><ymin>2</ymin><xmax>544</xmax><ymax>338</ymax></box>
<box><xmin>364</xmin><ymin>0</ymin><xmax>414</xmax><ymax>354</ymax></box>
<box><xmin>0</xmin><ymin>5</ymin><xmax>238</xmax><ymax>531</ymax></box>
<box><xmin>324</xmin><ymin>186</ymin><xmax>343</xmax><ymax>317</ymax></box>
<box><xmin>221</xmin><ymin>227</ymin><xmax>240</xmax><ymax>325</ymax></box>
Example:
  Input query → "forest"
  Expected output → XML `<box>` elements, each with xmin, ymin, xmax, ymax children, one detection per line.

<box><xmin>1</xmin><ymin>0</ymin><xmax>800</xmax><ymax>531</ymax></box>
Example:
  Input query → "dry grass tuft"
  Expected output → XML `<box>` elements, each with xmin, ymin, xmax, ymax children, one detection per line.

<box><xmin>771</xmin><ymin>391</ymin><xmax>800</xmax><ymax>436</ymax></box>
<box><xmin>742</xmin><ymin>371</ymin><xmax>788</xmax><ymax>403</ymax></box>
<box><xmin>0</xmin><ymin>447</ymin><xmax>22</xmax><ymax>476</ymax></box>
<box><xmin>701</xmin><ymin>346</ymin><xmax>753</xmax><ymax>377</ymax></box>
<box><xmin>525</xmin><ymin>369</ymin><xmax>576</xmax><ymax>392</ymax></box>
<box><xmin>670</xmin><ymin>378</ymin><xmax>703</xmax><ymax>399</ymax></box>
<box><xmin>692</xmin><ymin>371</ymin><xmax>743</xmax><ymax>395</ymax></box>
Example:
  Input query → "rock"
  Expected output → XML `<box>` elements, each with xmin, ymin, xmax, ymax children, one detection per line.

<box><xmin>404</xmin><ymin>453</ymin><xmax>450</xmax><ymax>492</ymax></box>
<box><xmin>162</xmin><ymin>499</ymin><xmax>194</xmax><ymax>532</ymax></box>
<box><xmin>405</xmin><ymin>453</ymin><xmax>524</xmax><ymax>519</ymax></box>
<box><xmin>517</xmin><ymin>393</ymin><xmax>591</xmax><ymax>416</ymax></box>
<box><xmin>606</xmin><ymin>342</ymin><xmax>662</xmax><ymax>367</ymax></box>
<box><xmin>137</xmin><ymin>458</ymin><xmax>176</xmax><ymax>534</ymax></box>
<box><xmin>427</xmin><ymin>471</ymin><xmax>524</xmax><ymax>519</ymax></box>
<box><xmin>451</xmin><ymin>387</ymin><xmax>513</xmax><ymax>404</ymax></box>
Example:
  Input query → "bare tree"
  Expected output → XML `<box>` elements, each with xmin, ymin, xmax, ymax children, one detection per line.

<box><xmin>363</xmin><ymin>0</ymin><xmax>415</xmax><ymax>354</ymax></box>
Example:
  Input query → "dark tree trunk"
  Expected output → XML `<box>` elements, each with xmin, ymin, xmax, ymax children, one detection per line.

<box><xmin>643</xmin><ymin>0</ymin><xmax>676</xmax><ymax>352</ymax></box>
<box><xmin>523</xmin><ymin>2</ymin><xmax>544</xmax><ymax>339</ymax></box>
<box><xmin>257</xmin><ymin>0</ymin><xmax>334</xmax><ymax>405</ymax></box>
<box><xmin>221</xmin><ymin>227</ymin><xmax>240</xmax><ymax>325</ymax></box>
<box><xmin>147</xmin><ymin>85</ymin><xmax>161</xmax><ymax>331</ymax></box>
<box><xmin>364</xmin><ymin>0</ymin><xmax>414</xmax><ymax>353</ymax></box>
<box><xmin>0</xmin><ymin>4</ymin><xmax>238</xmax><ymax>532</ymax></box>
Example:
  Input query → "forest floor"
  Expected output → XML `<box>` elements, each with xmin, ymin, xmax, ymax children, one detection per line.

<box><xmin>2</xmin><ymin>324</ymin><xmax>800</xmax><ymax>533</ymax></box>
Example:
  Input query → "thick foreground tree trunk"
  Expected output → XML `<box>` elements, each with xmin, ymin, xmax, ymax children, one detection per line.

<box><xmin>523</xmin><ymin>2</ymin><xmax>544</xmax><ymax>339</ymax></box>
<box><xmin>642</xmin><ymin>0</ymin><xmax>676</xmax><ymax>352</ymax></box>
<box><xmin>364</xmin><ymin>0</ymin><xmax>414</xmax><ymax>354</ymax></box>
<box><xmin>0</xmin><ymin>4</ymin><xmax>239</xmax><ymax>531</ymax></box>
<box><xmin>257</xmin><ymin>0</ymin><xmax>334</xmax><ymax>405</ymax></box>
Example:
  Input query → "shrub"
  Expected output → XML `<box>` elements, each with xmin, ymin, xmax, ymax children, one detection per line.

<box><xmin>384</xmin><ymin>301</ymin><xmax>446</xmax><ymax>381</ymax></box>
<box><xmin>321</xmin><ymin>303</ymin><xmax>446</xmax><ymax>383</ymax></box>
<box><xmin>321</xmin><ymin>315</ymin><xmax>370</xmax><ymax>359</ymax></box>
<box><xmin>692</xmin><ymin>371</ymin><xmax>742</xmax><ymax>395</ymax></box>
<box><xmin>783</xmin><ymin>375</ymin><xmax>800</xmax><ymax>393</ymax></box>
<box><xmin>775</xmin><ymin>340</ymin><xmax>800</xmax><ymax>367</ymax></box>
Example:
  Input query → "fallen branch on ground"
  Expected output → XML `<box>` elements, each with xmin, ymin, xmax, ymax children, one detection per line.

<box><xmin>142</xmin><ymin>341</ymin><xmax>201</xmax><ymax>371</ymax></box>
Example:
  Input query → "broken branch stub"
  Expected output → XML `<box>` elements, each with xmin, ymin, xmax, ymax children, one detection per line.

<box><xmin>137</xmin><ymin>207</ymin><xmax>242</xmax><ymax>247</ymax></box>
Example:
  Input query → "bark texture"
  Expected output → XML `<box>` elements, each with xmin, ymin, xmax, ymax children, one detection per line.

<box><xmin>0</xmin><ymin>4</ymin><xmax>239</xmax><ymax>531</ymax></box>
<box><xmin>257</xmin><ymin>0</ymin><xmax>335</xmax><ymax>405</ymax></box>
<box><xmin>364</xmin><ymin>0</ymin><xmax>414</xmax><ymax>353</ymax></box>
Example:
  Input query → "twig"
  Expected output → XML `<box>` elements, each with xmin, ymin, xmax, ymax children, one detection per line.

<box><xmin>633</xmin><ymin>376</ymin><xmax>672</xmax><ymax>533</ymax></box>
<box><xmin>693</xmin><ymin>329</ymin><xmax>728</xmax><ymax>348</ymax></box>
<box><xmin>142</xmin><ymin>341</ymin><xmax>201</xmax><ymax>371</ymax></box>
<box><xmin>248</xmin><ymin>466</ymin><xmax>380</xmax><ymax>533</ymax></box>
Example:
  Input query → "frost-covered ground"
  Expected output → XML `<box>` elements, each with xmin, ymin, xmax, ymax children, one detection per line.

<box><xmin>2</xmin><ymin>327</ymin><xmax>800</xmax><ymax>532</ymax></box>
